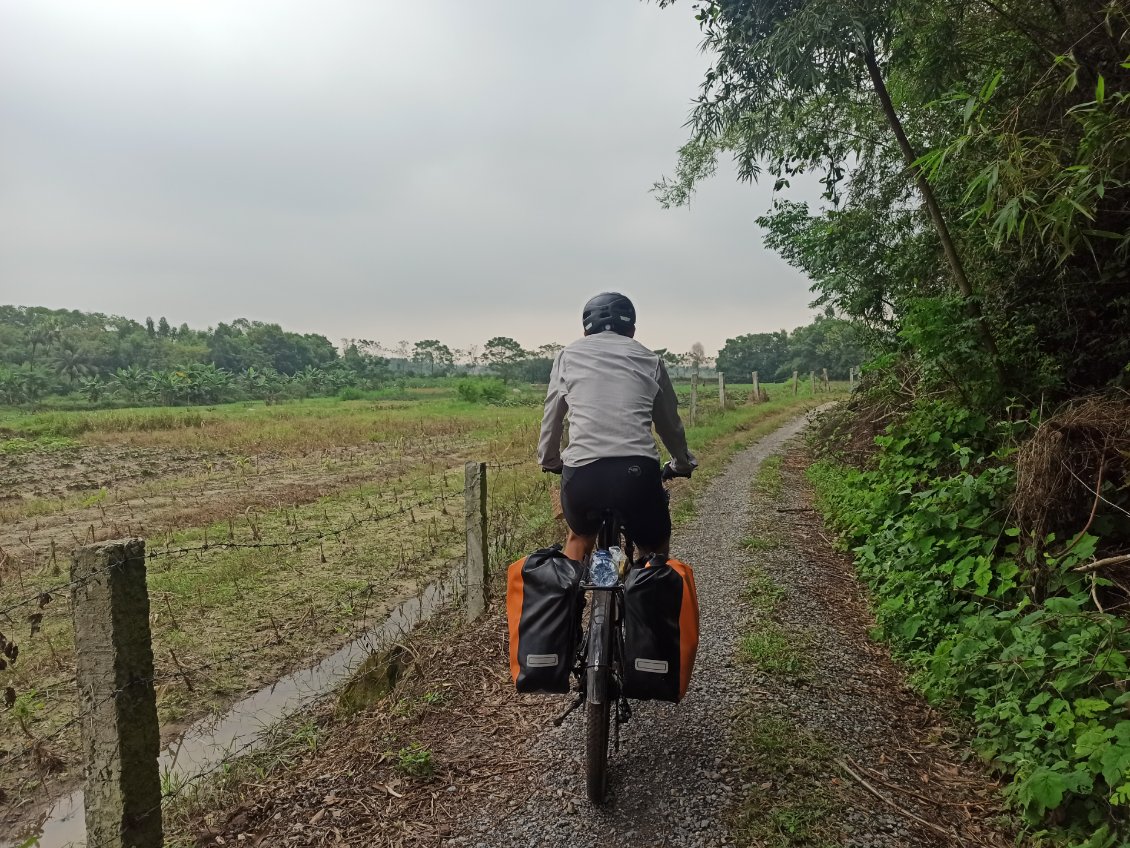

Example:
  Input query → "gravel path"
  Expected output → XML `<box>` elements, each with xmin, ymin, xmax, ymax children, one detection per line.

<box><xmin>447</xmin><ymin>415</ymin><xmax>1015</xmax><ymax>848</ymax></box>
<box><xmin>447</xmin><ymin>414</ymin><xmax>819</xmax><ymax>848</ymax></box>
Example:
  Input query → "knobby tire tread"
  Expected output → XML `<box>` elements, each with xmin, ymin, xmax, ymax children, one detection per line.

<box><xmin>585</xmin><ymin>592</ymin><xmax>612</xmax><ymax>804</ymax></box>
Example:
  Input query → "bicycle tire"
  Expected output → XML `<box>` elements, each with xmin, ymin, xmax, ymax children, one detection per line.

<box><xmin>584</xmin><ymin>590</ymin><xmax>612</xmax><ymax>804</ymax></box>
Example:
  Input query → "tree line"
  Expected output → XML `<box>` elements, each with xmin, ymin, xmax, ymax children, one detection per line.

<box><xmin>0</xmin><ymin>305</ymin><xmax>867</xmax><ymax>407</ymax></box>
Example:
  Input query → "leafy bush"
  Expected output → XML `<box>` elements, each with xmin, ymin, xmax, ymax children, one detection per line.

<box><xmin>337</xmin><ymin>386</ymin><xmax>365</xmax><ymax>401</ymax></box>
<box><xmin>811</xmin><ymin>400</ymin><xmax>1130</xmax><ymax>845</ymax></box>
<box><xmin>456</xmin><ymin>378</ymin><xmax>506</xmax><ymax>404</ymax></box>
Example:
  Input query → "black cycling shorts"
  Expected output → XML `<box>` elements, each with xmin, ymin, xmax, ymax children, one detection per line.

<box><xmin>560</xmin><ymin>456</ymin><xmax>671</xmax><ymax>549</ymax></box>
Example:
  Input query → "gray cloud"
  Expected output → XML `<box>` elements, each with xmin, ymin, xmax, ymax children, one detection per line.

<box><xmin>0</xmin><ymin>0</ymin><xmax>818</xmax><ymax>357</ymax></box>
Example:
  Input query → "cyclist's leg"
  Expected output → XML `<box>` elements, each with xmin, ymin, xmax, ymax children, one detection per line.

<box><xmin>565</xmin><ymin>526</ymin><xmax>597</xmax><ymax>561</ymax></box>
<box><xmin>622</xmin><ymin>459</ymin><xmax>672</xmax><ymax>561</ymax></box>
<box><xmin>560</xmin><ymin>462</ymin><xmax>605</xmax><ymax>561</ymax></box>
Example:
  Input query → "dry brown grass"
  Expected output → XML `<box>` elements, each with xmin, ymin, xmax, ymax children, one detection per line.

<box><xmin>1013</xmin><ymin>394</ymin><xmax>1130</xmax><ymax>547</ymax></box>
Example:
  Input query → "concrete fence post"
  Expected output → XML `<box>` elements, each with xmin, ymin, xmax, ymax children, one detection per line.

<box><xmin>464</xmin><ymin>462</ymin><xmax>488</xmax><ymax>622</ymax></box>
<box><xmin>751</xmin><ymin>371</ymin><xmax>760</xmax><ymax>404</ymax></box>
<box><xmin>792</xmin><ymin>371</ymin><xmax>799</xmax><ymax>396</ymax></box>
<box><xmin>71</xmin><ymin>538</ymin><xmax>163</xmax><ymax>848</ymax></box>
<box><xmin>822</xmin><ymin>368</ymin><xmax>829</xmax><ymax>392</ymax></box>
<box><xmin>810</xmin><ymin>371</ymin><xmax>816</xmax><ymax>395</ymax></box>
<box><xmin>717</xmin><ymin>373</ymin><xmax>726</xmax><ymax>409</ymax></box>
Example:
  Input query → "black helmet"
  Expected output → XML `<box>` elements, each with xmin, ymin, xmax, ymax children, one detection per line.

<box><xmin>582</xmin><ymin>292</ymin><xmax>636</xmax><ymax>336</ymax></box>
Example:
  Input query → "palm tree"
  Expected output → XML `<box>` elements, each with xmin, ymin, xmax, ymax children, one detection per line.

<box><xmin>26</xmin><ymin>320</ymin><xmax>62</xmax><ymax>360</ymax></box>
<box><xmin>294</xmin><ymin>366</ymin><xmax>326</xmax><ymax>398</ymax></box>
<box><xmin>197</xmin><ymin>364</ymin><xmax>232</xmax><ymax>404</ymax></box>
<box><xmin>245</xmin><ymin>367</ymin><xmax>286</xmax><ymax>405</ymax></box>
<box><xmin>51</xmin><ymin>344</ymin><xmax>90</xmax><ymax>385</ymax></box>
<box><xmin>0</xmin><ymin>369</ymin><xmax>25</xmax><ymax>405</ymax></box>
<box><xmin>15</xmin><ymin>365</ymin><xmax>52</xmax><ymax>404</ymax></box>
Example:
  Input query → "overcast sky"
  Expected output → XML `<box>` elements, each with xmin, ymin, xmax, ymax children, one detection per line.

<box><xmin>0</xmin><ymin>0</ymin><xmax>819</xmax><ymax>357</ymax></box>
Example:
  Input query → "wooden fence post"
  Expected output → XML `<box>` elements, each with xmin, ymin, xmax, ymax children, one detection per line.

<box><xmin>690</xmin><ymin>369</ymin><xmax>699</xmax><ymax>426</ymax></box>
<box><xmin>464</xmin><ymin>462</ymin><xmax>488</xmax><ymax>622</ymax></box>
<box><xmin>792</xmin><ymin>371</ymin><xmax>799</xmax><ymax>396</ymax></box>
<box><xmin>751</xmin><ymin>371</ymin><xmax>760</xmax><ymax>404</ymax></box>
<box><xmin>717</xmin><ymin>373</ymin><xmax>726</xmax><ymax>408</ymax></box>
<box><xmin>71</xmin><ymin>539</ymin><xmax>163</xmax><ymax>848</ymax></box>
<box><xmin>822</xmin><ymin>368</ymin><xmax>829</xmax><ymax>392</ymax></box>
<box><xmin>850</xmin><ymin>366</ymin><xmax>856</xmax><ymax>390</ymax></box>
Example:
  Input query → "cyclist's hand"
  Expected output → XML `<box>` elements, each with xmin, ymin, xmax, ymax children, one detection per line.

<box><xmin>662</xmin><ymin>462</ymin><xmax>692</xmax><ymax>482</ymax></box>
<box><xmin>542</xmin><ymin>466</ymin><xmax>563</xmax><ymax>476</ymax></box>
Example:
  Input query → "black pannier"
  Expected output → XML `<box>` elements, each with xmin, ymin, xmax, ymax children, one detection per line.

<box><xmin>622</xmin><ymin>555</ymin><xmax>699</xmax><ymax>702</ymax></box>
<box><xmin>506</xmin><ymin>546</ymin><xmax>582</xmax><ymax>693</ymax></box>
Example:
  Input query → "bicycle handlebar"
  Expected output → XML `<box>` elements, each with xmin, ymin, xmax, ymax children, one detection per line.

<box><xmin>661</xmin><ymin>462</ymin><xmax>693</xmax><ymax>482</ymax></box>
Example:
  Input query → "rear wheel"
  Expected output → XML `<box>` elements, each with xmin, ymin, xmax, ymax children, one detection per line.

<box><xmin>584</xmin><ymin>591</ymin><xmax>613</xmax><ymax>804</ymax></box>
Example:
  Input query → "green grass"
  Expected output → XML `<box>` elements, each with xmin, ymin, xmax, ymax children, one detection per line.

<box><xmin>754</xmin><ymin>455</ymin><xmax>783</xmax><ymax>499</ymax></box>
<box><xmin>744</xmin><ymin>565</ymin><xmax>785</xmax><ymax>611</ymax></box>
<box><xmin>739</xmin><ymin>623</ymin><xmax>812</xmax><ymax>677</ymax></box>
<box><xmin>0</xmin><ymin>435</ymin><xmax>80</xmax><ymax>454</ymax></box>
<box><xmin>731</xmin><ymin>712</ymin><xmax>841</xmax><ymax>848</ymax></box>
<box><xmin>742</xmin><ymin>534</ymin><xmax>778</xmax><ymax>552</ymax></box>
<box><xmin>393</xmin><ymin>742</ymin><xmax>435</xmax><ymax>778</ymax></box>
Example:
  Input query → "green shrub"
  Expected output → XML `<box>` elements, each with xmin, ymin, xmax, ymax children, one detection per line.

<box><xmin>456</xmin><ymin>378</ymin><xmax>506</xmax><ymax>404</ymax></box>
<box><xmin>811</xmin><ymin>400</ymin><xmax>1130</xmax><ymax>845</ymax></box>
<box><xmin>337</xmin><ymin>386</ymin><xmax>365</xmax><ymax>401</ymax></box>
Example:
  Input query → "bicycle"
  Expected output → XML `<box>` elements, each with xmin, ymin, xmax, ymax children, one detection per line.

<box><xmin>553</xmin><ymin>467</ymin><xmax>690</xmax><ymax>804</ymax></box>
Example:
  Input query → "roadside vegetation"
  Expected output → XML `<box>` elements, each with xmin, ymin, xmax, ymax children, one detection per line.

<box><xmin>653</xmin><ymin>0</ymin><xmax>1130</xmax><ymax>843</ymax></box>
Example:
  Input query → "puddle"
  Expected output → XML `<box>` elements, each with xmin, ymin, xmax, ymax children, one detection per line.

<box><xmin>11</xmin><ymin>566</ymin><xmax>463</xmax><ymax>848</ymax></box>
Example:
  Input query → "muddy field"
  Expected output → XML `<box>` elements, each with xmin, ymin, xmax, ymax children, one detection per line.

<box><xmin>0</xmin><ymin>396</ymin><xmax>552</xmax><ymax>836</ymax></box>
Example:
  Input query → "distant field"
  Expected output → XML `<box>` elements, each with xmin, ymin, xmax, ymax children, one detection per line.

<box><xmin>0</xmin><ymin>381</ymin><xmax>839</xmax><ymax>827</ymax></box>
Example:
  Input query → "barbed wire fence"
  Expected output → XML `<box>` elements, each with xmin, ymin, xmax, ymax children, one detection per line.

<box><xmin>0</xmin><ymin>455</ymin><xmax>543</xmax><ymax>848</ymax></box>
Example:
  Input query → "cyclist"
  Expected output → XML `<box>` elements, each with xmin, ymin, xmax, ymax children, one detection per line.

<box><xmin>538</xmin><ymin>292</ymin><xmax>696</xmax><ymax>562</ymax></box>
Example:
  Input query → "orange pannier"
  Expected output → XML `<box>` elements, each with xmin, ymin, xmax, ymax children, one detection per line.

<box><xmin>506</xmin><ymin>546</ymin><xmax>582</xmax><ymax>693</ymax></box>
<box><xmin>622</xmin><ymin>555</ymin><xmax>699</xmax><ymax>702</ymax></box>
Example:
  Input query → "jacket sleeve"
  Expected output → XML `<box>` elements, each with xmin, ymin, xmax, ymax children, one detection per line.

<box><xmin>537</xmin><ymin>351</ymin><xmax>568</xmax><ymax>472</ymax></box>
<box><xmin>652</xmin><ymin>360</ymin><xmax>697</xmax><ymax>474</ymax></box>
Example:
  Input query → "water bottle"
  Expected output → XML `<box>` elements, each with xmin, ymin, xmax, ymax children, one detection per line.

<box><xmin>590</xmin><ymin>549</ymin><xmax>617</xmax><ymax>587</ymax></box>
<box><xmin>609</xmin><ymin>546</ymin><xmax>628</xmax><ymax>579</ymax></box>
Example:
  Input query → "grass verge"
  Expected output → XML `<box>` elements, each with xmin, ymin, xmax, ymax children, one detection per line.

<box><xmin>739</xmin><ymin>623</ymin><xmax>812</xmax><ymax>678</ymax></box>
<box><xmin>730</xmin><ymin>441</ymin><xmax>842</xmax><ymax>847</ymax></box>
<box><xmin>731</xmin><ymin>710</ymin><xmax>842</xmax><ymax>848</ymax></box>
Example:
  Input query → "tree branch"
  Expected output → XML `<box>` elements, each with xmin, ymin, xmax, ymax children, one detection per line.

<box><xmin>1074</xmin><ymin>554</ymin><xmax>1130</xmax><ymax>574</ymax></box>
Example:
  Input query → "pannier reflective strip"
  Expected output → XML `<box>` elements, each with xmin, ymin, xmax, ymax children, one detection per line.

<box><xmin>526</xmin><ymin>654</ymin><xmax>559</xmax><ymax>668</ymax></box>
<box><xmin>635</xmin><ymin>658</ymin><xmax>668</xmax><ymax>674</ymax></box>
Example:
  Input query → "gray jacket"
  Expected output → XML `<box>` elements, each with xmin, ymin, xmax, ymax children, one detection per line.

<box><xmin>537</xmin><ymin>332</ymin><xmax>697</xmax><ymax>473</ymax></box>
